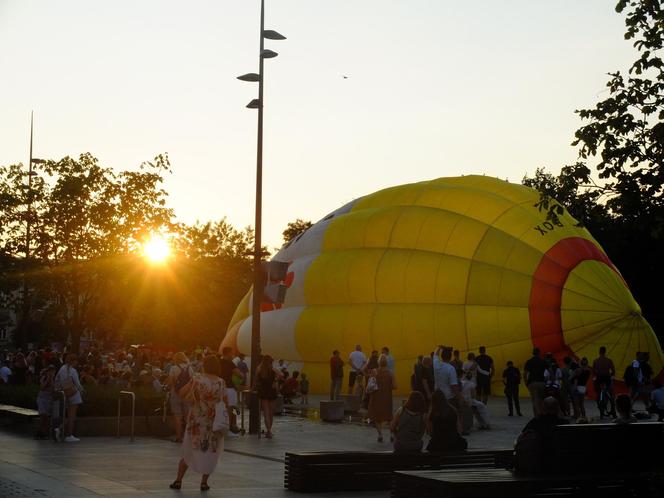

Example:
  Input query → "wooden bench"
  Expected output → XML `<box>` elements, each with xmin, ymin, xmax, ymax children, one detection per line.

<box><xmin>393</xmin><ymin>422</ymin><xmax>664</xmax><ymax>498</ymax></box>
<box><xmin>0</xmin><ymin>404</ymin><xmax>39</xmax><ymax>420</ymax></box>
<box><xmin>284</xmin><ymin>448</ymin><xmax>513</xmax><ymax>492</ymax></box>
<box><xmin>393</xmin><ymin>468</ymin><xmax>655</xmax><ymax>498</ymax></box>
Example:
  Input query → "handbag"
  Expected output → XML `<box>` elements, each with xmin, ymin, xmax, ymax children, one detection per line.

<box><xmin>213</xmin><ymin>400</ymin><xmax>230</xmax><ymax>435</ymax></box>
<box><xmin>366</xmin><ymin>376</ymin><xmax>378</xmax><ymax>394</ymax></box>
<box><xmin>62</xmin><ymin>368</ymin><xmax>77</xmax><ymax>398</ymax></box>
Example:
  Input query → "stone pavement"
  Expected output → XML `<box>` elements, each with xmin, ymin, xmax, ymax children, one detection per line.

<box><xmin>0</xmin><ymin>395</ymin><xmax>605</xmax><ymax>497</ymax></box>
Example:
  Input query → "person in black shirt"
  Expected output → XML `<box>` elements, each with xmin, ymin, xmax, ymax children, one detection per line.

<box><xmin>516</xmin><ymin>396</ymin><xmax>568</xmax><ymax>472</ymax></box>
<box><xmin>502</xmin><ymin>360</ymin><xmax>522</xmax><ymax>416</ymax></box>
<box><xmin>523</xmin><ymin>348</ymin><xmax>548</xmax><ymax>416</ymax></box>
<box><xmin>219</xmin><ymin>348</ymin><xmax>241</xmax><ymax>433</ymax></box>
<box><xmin>475</xmin><ymin>346</ymin><xmax>494</xmax><ymax>404</ymax></box>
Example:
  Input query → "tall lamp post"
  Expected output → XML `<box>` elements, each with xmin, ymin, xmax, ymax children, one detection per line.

<box><xmin>18</xmin><ymin>112</ymin><xmax>45</xmax><ymax>347</ymax></box>
<box><xmin>237</xmin><ymin>0</ymin><xmax>286</xmax><ymax>435</ymax></box>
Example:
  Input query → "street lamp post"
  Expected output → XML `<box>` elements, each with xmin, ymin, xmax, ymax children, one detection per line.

<box><xmin>238</xmin><ymin>0</ymin><xmax>286</xmax><ymax>435</ymax></box>
<box><xmin>18</xmin><ymin>112</ymin><xmax>45</xmax><ymax>348</ymax></box>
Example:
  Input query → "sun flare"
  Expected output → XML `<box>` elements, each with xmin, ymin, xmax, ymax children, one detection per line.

<box><xmin>143</xmin><ymin>235</ymin><xmax>171</xmax><ymax>264</ymax></box>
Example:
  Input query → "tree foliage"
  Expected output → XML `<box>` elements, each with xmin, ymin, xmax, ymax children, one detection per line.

<box><xmin>282</xmin><ymin>218</ymin><xmax>313</xmax><ymax>245</ymax></box>
<box><xmin>0</xmin><ymin>153</ymin><xmax>175</xmax><ymax>350</ymax></box>
<box><xmin>526</xmin><ymin>0</ymin><xmax>664</xmax><ymax>338</ymax></box>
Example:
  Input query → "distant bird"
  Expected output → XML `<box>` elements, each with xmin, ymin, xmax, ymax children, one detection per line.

<box><xmin>343</xmin><ymin>75</ymin><xmax>348</xmax><ymax>79</ymax></box>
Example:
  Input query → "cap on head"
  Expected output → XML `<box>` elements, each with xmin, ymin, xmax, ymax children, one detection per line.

<box><xmin>542</xmin><ymin>396</ymin><xmax>559</xmax><ymax>415</ymax></box>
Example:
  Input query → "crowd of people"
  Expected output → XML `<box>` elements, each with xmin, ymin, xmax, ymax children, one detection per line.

<box><xmin>3</xmin><ymin>342</ymin><xmax>664</xmax><ymax>490</ymax></box>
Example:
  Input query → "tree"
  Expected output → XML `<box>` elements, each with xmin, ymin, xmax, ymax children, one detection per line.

<box><xmin>282</xmin><ymin>219</ymin><xmax>313</xmax><ymax>245</ymax></box>
<box><xmin>537</xmin><ymin>1</ymin><xmax>664</xmax><ymax>231</ymax></box>
<box><xmin>526</xmin><ymin>0</ymin><xmax>664</xmax><ymax>338</ymax></box>
<box><xmin>0</xmin><ymin>153</ymin><xmax>174</xmax><ymax>351</ymax></box>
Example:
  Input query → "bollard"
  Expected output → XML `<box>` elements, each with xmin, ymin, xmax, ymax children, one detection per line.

<box><xmin>52</xmin><ymin>390</ymin><xmax>66</xmax><ymax>442</ymax></box>
<box><xmin>116</xmin><ymin>391</ymin><xmax>136</xmax><ymax>442</ymax></box>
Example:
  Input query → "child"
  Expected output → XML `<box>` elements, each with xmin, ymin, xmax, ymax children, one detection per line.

<box><xmin>299</xmin><ymin>373</ymin><xmax>309</xmax><ymax>405</ymax></box>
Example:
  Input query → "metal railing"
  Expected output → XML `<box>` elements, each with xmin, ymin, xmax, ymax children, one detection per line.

<box><xmin>52</xmin><ymin>390</ymin><xmax>66</xmax><ymax>442</ymax></box>
<box><xmin>162</xmin><ymin>392</ymin><xmax>169</xmax><ymax>423</ymax></box>
<box><xmin>116</xmin><ymin>391</ymin><xmax>136</xmax><ymax>442</ymax></box>
<box><xmin>240</xmin><ymin>389</ymin><xmax>252</xmax><ymax>436</ymax></box>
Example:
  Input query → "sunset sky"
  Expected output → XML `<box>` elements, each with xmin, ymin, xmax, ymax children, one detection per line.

<box><xmin>0</xmin><ymin>0</ymin><xmax>634</xmax><ymax>250</ymax></box>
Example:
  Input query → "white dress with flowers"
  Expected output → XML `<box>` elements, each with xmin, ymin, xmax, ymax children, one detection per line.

<box><xmin>182</xmin><ymin>374</ymin><xmax>225</xmax><ymax>474</ymax></box>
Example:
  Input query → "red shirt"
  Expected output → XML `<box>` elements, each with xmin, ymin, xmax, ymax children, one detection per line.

<box><xmin>330</xmin><ymin>356</ymin><xmax>344</xmax><ymax>379</ymax></box>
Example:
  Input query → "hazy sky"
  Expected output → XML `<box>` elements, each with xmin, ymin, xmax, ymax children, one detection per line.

<box><xmin>0</xmin><ymin>1</ymin><xmax>634</xmax><ymax>250</ymax></box>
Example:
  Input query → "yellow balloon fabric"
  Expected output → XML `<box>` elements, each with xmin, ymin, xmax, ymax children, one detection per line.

<box><xmin>222</xmin><ymin>176</ymin><xmax>662</xmax><ymax>395</ymax></box>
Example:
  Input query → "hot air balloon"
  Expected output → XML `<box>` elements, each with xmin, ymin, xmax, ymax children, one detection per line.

<box><xmin>221</xmin><ymin>176</ymin><xmax>662</xmax><ymax>395</ymax></box>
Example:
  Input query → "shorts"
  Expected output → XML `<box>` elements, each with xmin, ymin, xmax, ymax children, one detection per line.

<box><xmin>476</xmin><ymin>375</ymin><xmax>491</xmax><ymax>395</ymax></box>
<box><xmin>349</xmin><ymin>371</ymin><xmax>362</xmax><ymax>388</ymax></box>
<box><xmin>594</xmin><ymin>375</ymin><xmax>613</xmax><ymax>391</ymax></box>
<box><xmin>224</xmin><ymin>387</ymin><xmax>238</xmax><ymax>407</ymax></box>
<box><xmin>37</xmin><ymin>392</ymin><xmax>53</xmax><ymax>415</ymax></box>
<box><xmin>169</xmin><ymin>391</ymin><xmax>189</xmax><ymax>416</ymax></box>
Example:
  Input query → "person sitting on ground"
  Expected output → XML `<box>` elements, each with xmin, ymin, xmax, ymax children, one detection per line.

<box><xmin>426</xmin><ymin>389</ymin><xmax>467</xmax><ymax>452</ymax></box>
<box><xmin>461</xmin><ymin>370</ymin><xmax>491</xmax><ymax>431</ymax></box>
<box><xmin>282</xmin><ymin>371</ymin><xmax>300</xmax><ymax>404</ymax></box>
<box><xmin>614</xmin><ymin>393</ymin><xmax>638</xmax><ymax>424</ymax></box>
<box><xmin>390</xmin><ymin>391</ymin><xmax>427</xmax><ymax>453</ymax></box>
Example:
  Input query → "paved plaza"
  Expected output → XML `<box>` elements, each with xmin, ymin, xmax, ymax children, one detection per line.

<box><xmin>0</xmin><ymin>395</ymin><xmax>605</xmax><ymax>497</ymax></box>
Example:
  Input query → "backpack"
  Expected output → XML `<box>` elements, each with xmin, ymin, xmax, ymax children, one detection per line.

<box><xmin>623</xmin><ymin>365</ymin><xmax>636</xmax><ymax>387</ymax></box>
<box><xmin>514</xmin><ymin>429</ymin><xmax>543</xmax><ymax>475</ymax></box>
<box><xmin>174</xmin><ymin>364</ymin><xmax>191</xmax><ymax>394</ymax></box>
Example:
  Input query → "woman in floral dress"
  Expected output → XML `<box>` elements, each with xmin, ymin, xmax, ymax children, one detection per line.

<box><xmin>170</xmin><ymin>355</ymin><xmax>226</xmax><ymax>492</ymax></box>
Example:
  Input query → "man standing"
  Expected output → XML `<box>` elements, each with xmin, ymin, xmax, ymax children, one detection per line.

<box><xmin>592</xmin><ymin>346</ymin><xmax>616</xmax><ymax>418</ymax></box>
<box><xmin>475</xmin><ymin>346</ymin><xmax>494</xmax><ymax>404</ymax></box>
<box><xmin>451</xmin><ymin>350</ymin><xmax>464</xmax><ymax>378</ymax></box>
<box><xmin>329</xmin><ymin>350</ymin><xmax>344</xmax><ymax>400</ymax></box>
<box><xmin>502</xmin><ymin>360</ymin><xmax>522</xmax><ymax>416</ymax></box>
<box><xmin>235</xmin><ymin>353</ymin><xmax>249</xmax><ymax>388</ymax></box>
<box><xmin>523</xmin><ymin>348</ymin><xmax>548</xmax><ymax>416</ymax></box>
<box><xmin>381</xmin><ymin>347</ymin><xmax>395</xmax><ymax>374</ymax></box>
<box><xmin>433</xmin><ymin>346</ymin><xmax>460</xmax><ymax>408</ymax></box>
<box><xmin>347</xmin><ymin>345</ymin><xmax>366</xmax><ymax>395</ymax></box>
<box><xmin>219</xmin><ymin>347</ymin><xmax>241</xmax><ymax>434</ymax></box>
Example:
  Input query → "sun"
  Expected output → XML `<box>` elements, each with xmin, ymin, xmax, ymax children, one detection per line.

<box><xmin>143</xmin><ymin>234</ymin><xmax>171</xmax><ymax>264</ymax></box>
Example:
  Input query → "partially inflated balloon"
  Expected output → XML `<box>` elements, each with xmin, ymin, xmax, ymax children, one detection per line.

<box><xmin>221</xmin><ymin>176</ymin><xmax>662</xmax><ymax>394</ymax></box>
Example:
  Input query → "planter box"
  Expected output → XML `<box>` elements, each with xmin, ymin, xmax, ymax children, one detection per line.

<box><xmin>77</xmin><ymin>416</ymin><xmax>174</xmax><ymax>437</ymax></box>
<box><xmin>338</xmin><ymin>394</ymin><xmax>361</xmax><ymax>413</ymax></box>
<box><xmin>320</xmin><ymin>400</ymin><xmax>344</xmax><ymax>422</ymax></box>
<box><xmin>0</xmin><ymin>415</ymin><xmax>173</xmax><ymax>438</ymax></box>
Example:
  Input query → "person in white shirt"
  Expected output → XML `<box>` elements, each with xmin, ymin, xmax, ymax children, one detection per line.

<box><xmin>54</xmin><ymin>353</ymin><xmax>84</xmax><ymax>442</ymax></box>
<box><xmin>0</xmin><ymin>361</ymin><xmax>11</xmax><ymax>384</ymax></box>
<box><xmin>347</xmin><ymin>345</ymin><xmax>367</xmax><ymax>395</ymax></box>
<box><xmin>433</xmin><ymin>346</ymin><xmax>460</xmax><ymax>408</ymax></box>
<box><xmin>381</xmin><ymin>347</ymin><xmax>395</xmax><ymax>375</ymax></box>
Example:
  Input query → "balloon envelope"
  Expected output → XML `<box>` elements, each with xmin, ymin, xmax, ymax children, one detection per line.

<box><xmin>221</xmin><ymin>176</ymin><xmax>662</xmax><ymax>394</ymax></box>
